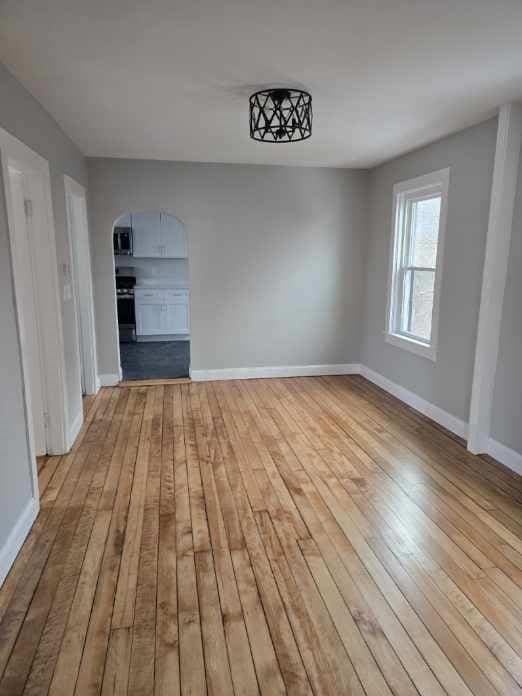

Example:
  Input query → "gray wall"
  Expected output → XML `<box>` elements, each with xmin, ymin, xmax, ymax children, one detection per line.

<box><xmin>361</xmin><ymin>118</ymin><xmax>498</xmax><ymax>423</ymax></box>
<box><xmin>0</xmin><ymin>62</ymin><xmax>87</xmax><ymax>548</ymax></box>
<box><xmin>87</xmin><ymin>159</ymin><xmax>369</xmax><ymax>375</ymax></box>
<box><xmin>490</xmin><ymin>159</ymin><xmax>522</xmax><ymax>454</ymax></box>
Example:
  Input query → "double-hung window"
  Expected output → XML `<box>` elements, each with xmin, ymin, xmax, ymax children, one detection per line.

<box><xmin>386</xmin><ymin>168</ymin><xmax>449</xmax><ymax>360</ymax></box>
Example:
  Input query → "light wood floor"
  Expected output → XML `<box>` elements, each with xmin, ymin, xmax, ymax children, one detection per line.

<box><xmin>2</xmin><ymin>376</ymin><xmax>522</xmax><ymax>696</ymax></box>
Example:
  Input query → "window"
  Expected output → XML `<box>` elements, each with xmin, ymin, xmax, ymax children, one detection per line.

<box><xmin>386</xmin><ymin>168</ymin><xmax>449</xmax><ymax>360</ymax></box>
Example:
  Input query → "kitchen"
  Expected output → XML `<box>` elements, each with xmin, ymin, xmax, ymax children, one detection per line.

<box><xmin>114</xmin><ymin>210</ymin><xmax>190</xmax><ymax>380</ymax></box>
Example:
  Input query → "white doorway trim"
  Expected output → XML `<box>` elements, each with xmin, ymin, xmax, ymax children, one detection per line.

<box><xmin>64</xmin><ymin>175</ymin><xmax>99</xmax><ymax>395</ymax></box>
<box><xmin>0</xmin><ymin>125</ymin><xmax>69</xmax><ymax>460</ymax></box>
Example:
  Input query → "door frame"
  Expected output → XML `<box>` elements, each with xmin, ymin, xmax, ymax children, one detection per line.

<box><xmin>64</xmin><ymin>175</ymin><xmax>98</xmax><ymax>395</ymax></box>
<box><xmin>0</xmin><ymin>125</ymin><xmax>69</xmax><ymax>463</ymax></box>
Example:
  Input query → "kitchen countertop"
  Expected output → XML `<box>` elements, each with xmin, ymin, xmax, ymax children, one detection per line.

<box><xmin>134</xmin><ymin>282</ymin><xmax>189</xmax><ymax>290</ymax></box>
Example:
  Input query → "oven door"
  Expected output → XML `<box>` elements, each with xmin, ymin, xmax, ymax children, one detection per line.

<box><xmin>117</xmin><ymin>295</ymin><xmax>136</xmax><ymax>341</ymax></box>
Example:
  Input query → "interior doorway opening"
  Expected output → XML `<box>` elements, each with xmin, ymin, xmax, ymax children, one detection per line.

<box><xmin>113</xmin><ymin>210</ymin><xmax>191</xmax><ymax>381</ymax></box>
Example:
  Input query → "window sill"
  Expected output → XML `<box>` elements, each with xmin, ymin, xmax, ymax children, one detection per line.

<box><xmin>385</xmin><ymin>331</ymin><xmax>437</xmax><ymax>361</ymax></box>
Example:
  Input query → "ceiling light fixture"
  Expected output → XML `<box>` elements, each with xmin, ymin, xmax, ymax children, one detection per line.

<box><xmin>249</xmin><ymin>88</ymin><xmax>312</xmax><ymax>143</ymax></box>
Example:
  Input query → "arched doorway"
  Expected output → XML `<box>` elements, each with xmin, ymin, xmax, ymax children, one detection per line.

<box><xmin>113</xmin><ymin>210</ymin><xmax>190</xmax><ymax>380</ymax></box>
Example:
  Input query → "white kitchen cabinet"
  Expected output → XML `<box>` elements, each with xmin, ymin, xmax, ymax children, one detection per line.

<box><xmin>132</xmin><ymin>212</ymin><xmax>188</xmax><ymax>258</ymax></box>
<box><xmin>135</xmin><ymin>288</ymin><xmax>190</xmax><ymax>336</ymax></box>
<box><xmin>161</xmin><ymin>214</ymin><xmax>188</xmax><ymax>258</ymax></box>
<box><xmin>163</xmin><ymin>298</ymin><xmax>190</xmax><ymax>333</ymax></box>
<box><xmin>136</xmin><ymin>301</ymin><xmax>164</xmax><ymax>335</ymax></box>
<box><xmin>132</xmin><ymin>212</ymin><xmax>162</xmax><ymax>257</ymax></box>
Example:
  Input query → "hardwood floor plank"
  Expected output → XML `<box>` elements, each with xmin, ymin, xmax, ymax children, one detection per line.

<box><xmin>182</xmin><ymin>384</ymin><xmax>211</xmax><ymax>553</ymax></box>
<box><xmin>1</xmin><ymin>376</ymin><xmax>521</xmax><ymax>696</ymax></box>
<box><xmin>195</xmin><ymin>550</ymin><xmax>235</xmax><ymax>695</ymax></box>
<box><xmin>173</xmin><ymin>386</ymin><xmax>206</xmax><ymax>696</ymax></box>
<box><xmin>127</xmin><ymin>385</ymin><xmax>164</xmax><ymax>696</ymax></box>
<box><xmin>177</xmin><ymin>553</ymin><xmax>206</xmax><ymax>696</ymax></box>
<box><xmin>112</xmin><ymin>388</ymin><xmax>155</xmax><ymax>629</ymax></box>
<box><xmin>46</xmin><ymin>509</ymin><xmax>112</xmax><ymax>696</ymax></box>
<box><xmin>101</xmin><ymin>627</ymin><xmax>132</xmax><ymax>696</ymax></box>
<box><xmin>231</xmin><ymin>547</ymin><xmax>286</xmax><ymax>696</ymax></box>
<box><xmin>212</xmin><ymin>548</ymin><xmax>260</xmax><ymax>696</ymax></box>
<box><xmin>155</xmin><ymin>514</ymin><xmax>180</xmax><ymax>696</ymax></box>
<box><xmin>75</xmin><ymin>390</ymin><xmax>147</xmax><ymax>696</ymax></box>
<box><xmin>37</xmin><ymin>455</ymin><xmax>61</xmax><ymax>497</ymax></box>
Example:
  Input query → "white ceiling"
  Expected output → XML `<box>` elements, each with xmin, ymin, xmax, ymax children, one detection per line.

<box><xmin>1</xmin><ymin>0</ymin><xmax>522</xmax><ymax>167</ymax></box>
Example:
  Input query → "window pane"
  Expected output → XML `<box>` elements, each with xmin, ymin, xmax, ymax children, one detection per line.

<box><xmin>401</xmin><ymin>269</ymin><xmax>435</xmax><ymax>341</ymax></box>
<box><xmin>410</xmin><ymin>196</ymin><xmax>441</xmax><ymax>267</ymax></box>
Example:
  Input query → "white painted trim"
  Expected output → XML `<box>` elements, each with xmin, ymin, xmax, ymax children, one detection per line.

<box><xmin>486</xmin><ymin>438</ymin><xmax>522</xmax><ymax>476</ymax></box>
<box><xmin>191</xmin><ymin>363</ymin><xmax>361</xmax><ymax>382</ymax></box>
<box><xmin>384</xmin><ymin>332</ymin><xmax>436</xmax><ymax>361</ymax></box>
<box><xmin>98</xmin><ymin>373</ymin><xmax>121</xmax><ymax>386</ymax></box>
<box><xmin>64</xmin><ymin>176</ymin><xmax>99</xmax><ymax>396</ymax></box>
<box><xmin>385</xmin><ymin>167</ymin><xmax>450</xmax><ymax>363</ymax></box>
<box><xmin>0</xmin><ymin>497</ymin><xmax>39</xmax><ymax>588</ymax></box>
<box><xmin>468</xmin><ymin>103</ymin><xmax>522</xmax><ymax>454</ymax></box>
<box><xmin>66</xmin><ymin>409</ymin><xmax>83</xmax><ymax>450</ymax></box>
<box><xmin>359</xmin><ymin>365</ymin><xmax>468</xmax><ymax>439</ymax></box>
<box><xmin>0</xmin><ymin>126</ymin><xmax>68</xmax><ymax>469</ymax></box>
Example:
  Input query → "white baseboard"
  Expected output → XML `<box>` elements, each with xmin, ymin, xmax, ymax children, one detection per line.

<box><xmin>66</xmin><ymin>409</ymin><xmax>83</xmax><ymax>451</ymax></box>
<box><xmin>190</xmin><ymin>363</ymin><xmax>361</xmax><ymax>382</ymax></box>
<box><xmin>486</xmin><ymin>438</ymin><xmax>522</xmax><ymax>476</ymax></box>
<box><xmin>98</xmin><ymin>373</ymin><xmax>121</xmax><ymax>387</ymax></box>
<box><xmin>137</xmin><ymin>334</ymin><xmax>190</xmax><ymax>342</ymax></box>
<box><xmin>0</xmin><ymin>497</ymin><xmax>39</xmax><ymax>587</ymax></box>
<box><xmin>359</xmin><ymin>365</ymin><xmax>468</xmax><ymax>440</ymax></box>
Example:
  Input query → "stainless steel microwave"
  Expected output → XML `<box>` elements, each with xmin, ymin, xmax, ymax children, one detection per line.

<box><xmin>113</xmin><ymin>227</ymin><xmax>133</xmax><ymax>255</ymax></box>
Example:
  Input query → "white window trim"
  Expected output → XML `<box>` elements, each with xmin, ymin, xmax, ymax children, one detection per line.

<box><xmin>385</xmin><ymin>167</ymin><xmax>450</xmax><ymax>361</ymax></box>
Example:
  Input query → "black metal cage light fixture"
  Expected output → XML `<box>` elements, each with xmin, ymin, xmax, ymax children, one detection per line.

<box><xmin>249</xmin><ymin>88</ymin><xmax>312</xmax><ymax>143</ymax></box>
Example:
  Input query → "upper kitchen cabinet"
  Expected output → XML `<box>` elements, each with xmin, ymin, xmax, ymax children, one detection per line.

<box><xmin>132</xmin><ymin>211</ymin><xmax>162</xmax><ymax>257</ymax></box>
<box><xmin>161</xmin><ymin>213</ymin><xmax>188</xmax><ymax>258</ymax></box>
<box><xmin>132</xmin><ymin>211</ymin><xmax>188</xmax><ymax>258</ymax></box>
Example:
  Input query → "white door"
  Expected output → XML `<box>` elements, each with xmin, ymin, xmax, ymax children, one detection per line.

<box><xmin>132</xmin><ymin>211</ymin><xmax>162</xmax><ymax>257</ymax></box>
<box><xmin>161</xmin><ymin>214</ymin><xmax>188</xmax><ymax>258</ymax></box>
<box><xmin>6</xmin><ymin>166</ymin><xmax>47</xmax><ymax>455</ymax></box>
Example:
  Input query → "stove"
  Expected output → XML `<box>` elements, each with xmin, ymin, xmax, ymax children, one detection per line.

<box><xmin>115</xmin><ymin>270</ymin><xmax>136</xmax><ymax>342</ymax></box>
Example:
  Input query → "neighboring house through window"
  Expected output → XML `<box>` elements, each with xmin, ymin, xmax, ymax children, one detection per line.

<box><xmin>386</xmin><ymin>168</ymin><xmax>449</xmax><ymax>360</ymax></box>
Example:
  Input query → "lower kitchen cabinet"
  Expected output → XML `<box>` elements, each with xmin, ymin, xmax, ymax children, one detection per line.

<box><xmin>135</xmin><ymin>288</ymin><xmax>189</xmax><ymax>336</ymax></box>
<box><xmin>163</xmin><ymin>299</ymin><xmax>190</xmax><ymax>334</ymax></box>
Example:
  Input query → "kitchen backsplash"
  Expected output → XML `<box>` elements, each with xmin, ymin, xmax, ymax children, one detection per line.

<box><xmin>114</xmin><ymin>256</ymin><xmax>189</xmax><ymax>286</ymax></box>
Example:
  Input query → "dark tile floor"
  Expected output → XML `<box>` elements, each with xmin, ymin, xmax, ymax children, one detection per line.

<box><xmin>120</xmin><ymin>341</ymin><xmax>190</xmax><ymax>380</ymax></box>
